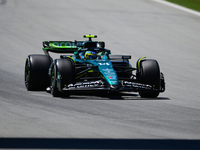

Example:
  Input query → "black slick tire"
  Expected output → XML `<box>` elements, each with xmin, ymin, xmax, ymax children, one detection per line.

<box><xmin>51</xmin><ymin>59</ymin><xmax>75</xmax><ymax>97</ymax></box>
<box><xmin>24</xmin><ymin>54</ymin><xmax>51</xmax><ymax>90</ymax></box>
<box><xmin>138</xmin><ymin>59</ymin><xmax>160</xmax><ymax>98</ymax></box>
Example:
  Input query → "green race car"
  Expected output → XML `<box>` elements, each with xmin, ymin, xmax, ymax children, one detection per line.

<box><xmin>24</xmin><ymin>35</ymin><xmax>165</xmax><ymax>98</ymax></box>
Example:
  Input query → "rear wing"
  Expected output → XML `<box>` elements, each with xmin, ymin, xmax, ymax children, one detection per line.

<box><xmin>43</xmin><ymin>40</ymin><xmax>105</xmax><ymax>55</ymax></box>
<box><xmin>43</xmin><ymin>41</ymin><xmax>84</xmax><ymax>55</ymax></box>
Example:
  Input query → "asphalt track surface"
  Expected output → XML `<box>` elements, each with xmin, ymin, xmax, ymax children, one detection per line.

<box><xmin>0</xmin><ymin>0</ymin><xmax>200</xmax><ymax>149</ymax></box>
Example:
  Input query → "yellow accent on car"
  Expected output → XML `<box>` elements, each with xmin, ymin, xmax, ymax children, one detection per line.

<box><xmin>138</xmin><ymin>56</ymin><xmax>146</xmax><ymax>72</ymax></box>
<box><xmin>83</xmin><ymin>35</ymin><xmax>97</xmax><ymax>38</ymax></box>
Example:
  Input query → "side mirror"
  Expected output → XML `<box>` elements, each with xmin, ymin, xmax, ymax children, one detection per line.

<box><xmin>98</xmin><ymin>42</ymin><xmax>105</xmax><ymax>48</ymax></box>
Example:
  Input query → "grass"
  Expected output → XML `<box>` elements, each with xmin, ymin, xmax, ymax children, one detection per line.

<box><xmin>166</xmin><ymin>0</ymin><xmax>200</xmax><ymax>12</ymax></box>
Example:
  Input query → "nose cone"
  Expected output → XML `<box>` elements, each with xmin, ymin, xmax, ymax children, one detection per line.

<box><xmin>110</xmin><ymin>84</ymin><xmax>120</xmax><ymax>91</ymax></box>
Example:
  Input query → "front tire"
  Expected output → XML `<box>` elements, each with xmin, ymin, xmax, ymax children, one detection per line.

<box><xmin>51</xmin><ymin>65</ymin><xmax>60</xmax><ymax>97</ymax></box>
<box><xmin>138</xmin><ymin>59</ymin><xmax>160</xmax><ymax>98</ymax></box>
<box><xmin>51</xmin><ymin>59</ymin><xmax>75</xmax><ymax>97</ymax></box>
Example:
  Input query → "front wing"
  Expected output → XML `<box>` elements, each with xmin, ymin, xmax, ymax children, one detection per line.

<box><xmin>60</xmin><ymin>80</ymin><xmax>165</xmax><ymax>93</ymax></box>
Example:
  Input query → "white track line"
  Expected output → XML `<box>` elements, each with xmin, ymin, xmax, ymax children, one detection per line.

<box><xmin>152</xmin><ymin>0</ymin><xmax>200</xmax><ymax>17</ymax></box>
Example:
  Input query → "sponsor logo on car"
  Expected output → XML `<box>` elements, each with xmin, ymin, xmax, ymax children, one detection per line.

<box><xmin>50</xmin><ymin>41</ymin><xmax>83</xmax><ymax>48</ymax></box>
<box><xmin>99</xmin><ymin>62</ymin><xmax>110</xmax><ymax>65</ymax></box>
<box><xmin>63</xmin><ymin>80</ymin><xmax>105</xmax><ymax>90</ymax></box>
<box><xmin>122</xmin><ymin>81</ymin><xmax>152</xmax><ymax>89</ymax></box>
<box><xmin>108</xmin><ymin>77</ymin><xmax>116</xmax><ymax>79</ymax></box>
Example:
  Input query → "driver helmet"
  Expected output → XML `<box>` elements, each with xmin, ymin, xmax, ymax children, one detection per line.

<box><xmin>84</xmin><ymin>51</ymin><xmax>97</xmax><ymax>59</ymax></box>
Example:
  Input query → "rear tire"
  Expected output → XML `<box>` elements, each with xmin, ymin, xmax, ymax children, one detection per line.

<box><xmin>51</xmin><ymin>59</ymin><xmax>75</xmax><ymax>97</ymax></box>
<box><xmin>24</xmin><ymin>55</ymin><xmax>51</xmax><ymax>90</ymax></box>
<box><xmin>138</xmin><ymin>59</ymin><xmax>160</xmax><ymax>98</ymax></box>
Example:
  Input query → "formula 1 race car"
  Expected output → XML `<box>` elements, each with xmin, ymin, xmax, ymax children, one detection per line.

<box><xmin>24</xmin><ymin>35</ymin><xmax>165</xmax><ymax>98</ymax></box>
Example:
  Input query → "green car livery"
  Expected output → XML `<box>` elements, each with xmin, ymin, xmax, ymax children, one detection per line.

<box><xmin>25</xmin><ymin>35</ymin><xmax>165</xmax><ymax>98</ymax></box>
